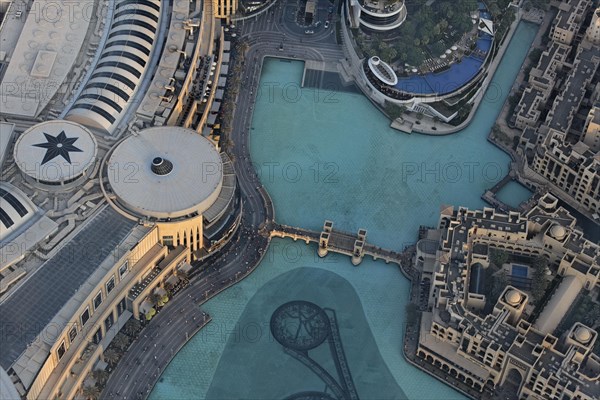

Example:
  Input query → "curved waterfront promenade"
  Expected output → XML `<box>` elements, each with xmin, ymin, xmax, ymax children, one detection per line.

<box><xmin>101</xmin><ymin>45</ymin><xmax>277</xmax><ymax>400</ymax></box>
<box><xmin>102</xmin><ymin>4</ymin><xmax>348</xmax><ymax>396</ymax></box>
<box><xmin>101</xmin><ymin>7</ymin><xmax>337</xmax><ymax>397</ymax></box>
<box><xmin>341</xmin><ymin>3</ymin><xmax>528</xmax><ymax>135</ymax></box>
<box><xmin>105</xmin><ymin>2</ymin><xmax>538</xmax><ymax>398</ymax></box>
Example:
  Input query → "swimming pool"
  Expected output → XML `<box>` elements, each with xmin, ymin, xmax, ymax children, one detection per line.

<box><xmin>511</xmin><ymin>264</ymin><xmax>529</xmax><ymax>277</ymax></box>
<box><xmin>394</xmin><ymin>31</ymin><xmax>492</xmax><ymax>96</ymax></box>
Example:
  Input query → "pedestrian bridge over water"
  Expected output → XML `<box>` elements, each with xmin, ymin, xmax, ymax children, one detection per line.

<box><xmin>270</xmin><ymin>220</ymin><xmax>407</xmax><ymax>267</ymax></box>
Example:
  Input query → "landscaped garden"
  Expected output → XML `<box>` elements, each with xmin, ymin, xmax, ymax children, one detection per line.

<box><xmin>352</xmin><ymin>0</ymin><xmax>514</xmax><ymax>71</ymax></box>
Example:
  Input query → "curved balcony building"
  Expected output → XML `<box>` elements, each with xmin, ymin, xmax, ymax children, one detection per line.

<box><xmin>349</xmin><ymin>0</ymin><xmax>407</xmax><ymax>32</ymax></box>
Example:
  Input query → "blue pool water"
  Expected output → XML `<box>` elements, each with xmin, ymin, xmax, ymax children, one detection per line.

<box><xmin>512</xmin><ymin>265</ymin><xmax>529</xmax><ymax>277</ymax></box>
<box><xmin>149</xmin><ymin>21</ymin><xmax>539</xmax><ymax>400</ymax></box>
<box><xmin>495</xmin><ymin>180</ymin><xmax>533</xmax><ymax>208</ymax></box>
<box><xmin>396</xmin><ymin>56</ymin><xmax>484</xmax><ymax>95</ymax></box>
<box><xmin>395</xmin><ymin>30</ymin><xmax>493</xmax><ymax>95</ymax></box>
<box><xmin>477</xmin><ymin>33</ymin><xmax>493</xmax><ymax>53</ymax></box>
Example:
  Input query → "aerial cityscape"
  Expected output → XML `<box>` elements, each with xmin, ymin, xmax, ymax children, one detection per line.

<box><xmin>0</xmin><ymin>0</ymin><xmax>598</xmax><ymax>399</ymax></box>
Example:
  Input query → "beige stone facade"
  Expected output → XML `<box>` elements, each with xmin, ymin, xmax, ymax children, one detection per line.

<box><xmin>4</xmin><ymin>215</ymin><xmax>202</xmax><ymax>400</ymax></box>
<box><xmin>551</xmin><ymin>0</ymin><xmax>591</xmax><ymax>46</ymax></box>
<box><xmin>532</xmin><ymin>133</ymin><xmax>600</xmax><ymax>214</ymax></box>
<box><xmin>214</xmin><ymin>0</ymin><xmax>238</xmax><ymax>19</ymax></box>
<box><xmin>414</xmin><ymin>195</ymin><xmax>600</xmax><ymax>398</ymax></box>
<box><xmin>585</xmin><ymin>7</ymin><xmax>600</xmax><ymax>45</ymax></box>
<box><xmin>582</xmin><ymin>106</ymin><xmax>600</xmax><ymax>152</ymax></box>
<box><xmin>516</xmin><ymin>0</ymin><xmax>600</xmax><ymax>216</ymax></box>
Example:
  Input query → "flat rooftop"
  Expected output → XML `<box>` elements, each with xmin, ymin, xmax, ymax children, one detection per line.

<box><xmin>0</xmin><ymin>206</ymin><xmax>136</xmax><ymax>369</ymax></box>
<box><xmin>0</xmin><ymin>0</ymin><xmax>92</xmax><ymax>117</ymax></box>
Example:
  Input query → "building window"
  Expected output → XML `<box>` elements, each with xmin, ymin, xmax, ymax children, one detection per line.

<box><xmin>57</xmin><ymin>341</ymin><xmax>66</xmax><ymax>360</ymax></box>
<box><xmin>81</xmin><ymin>308</ymin><xmax>90</xmax><ymax>326</ymax></box>
<box><xmin>105</xmin><ymin>312</ymin><xmax>114</xmax><ymax>332</ymax></box>
<box><xmin>106</xmin><ymin>275</ymin><xmax>115</xmax><ymax>294</ymax></box>
<box><xmin>92</xmin><ymin>328</ymin><xmax>103</xmax><ymax>345</ymax></box>
<box><xmin>117</xmin><ymin>297</ymin><xmax>127</xmax><ymax>316</ymax></box>
<box><xmin>162</xmin><ymin>235</ymin><xmax>174</xmax><ymax>247</ymax></box>
<box><xmin>68</xmin><ymin>326</ymin><xmax>78</xmax><ymax>343</ymax></box>
<box><xmin>119</xmin><ymin>262</ymin><xmax>129</xmax><ymax>279</ymax></box>
<box><xmin>93</xmin><ymin>291</ymin><xmax>103</xmax><ymax>310</ymax></box>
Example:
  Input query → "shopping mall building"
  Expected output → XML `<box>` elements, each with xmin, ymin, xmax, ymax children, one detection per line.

<box><xmin>0</xmin><ymin>0</ymin><xmax>242</xmax><ymax>398</ymax></box>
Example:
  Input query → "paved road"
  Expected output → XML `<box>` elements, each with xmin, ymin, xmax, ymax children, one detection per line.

<box><xmin>102</xmin><ymin>1</ymin><xmax>346</xmax><ymax>397</ymax></box>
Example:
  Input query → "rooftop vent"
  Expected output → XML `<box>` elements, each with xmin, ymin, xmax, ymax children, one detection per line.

<box><xmin>151</xmin><ymin>157</ymin><xmax>173</xmax><ymax>176</ymax></box>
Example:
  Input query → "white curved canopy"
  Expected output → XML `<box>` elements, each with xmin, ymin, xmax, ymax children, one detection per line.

<box><xmin>368</xmin><ymin>56</ymin><xmax>398</xmax><ymax>86</ymax></box>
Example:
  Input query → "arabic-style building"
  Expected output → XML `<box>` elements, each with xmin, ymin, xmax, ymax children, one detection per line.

<box><xmin>414</xmin><ymin>194</ymin><xmax>600</xmax><ymax>399</ymax></box>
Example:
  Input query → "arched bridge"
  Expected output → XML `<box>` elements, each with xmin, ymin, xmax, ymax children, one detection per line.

<box><xmin>270</xmin><ymin>221</ymin><xmax>412</xmax><ymax>274</ymax></box>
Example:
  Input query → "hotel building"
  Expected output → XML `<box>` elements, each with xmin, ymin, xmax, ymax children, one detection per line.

<box><xmin>414</xmin><ymin>194</ymin><xmax>600</xmax><ymax>399</ymax></box>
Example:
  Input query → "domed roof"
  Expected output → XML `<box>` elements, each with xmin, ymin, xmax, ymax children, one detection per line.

<box><xmin>14</xmin><ymin>120</ymin><xmax>97</xmax><ymax>184</ymax></box>
<box><xmin>549</xmin><ymin>224</ymin><xmax>567</xmax><ymax>241</ymax></box>
<box><xmin>574</xmin><ymin>326</ymin><xmax>592</xmax><ymax>344</ymax></box>
<box><xmin>505</xmin><ymin>289</ymin><xmax>522</xmax><ymax>306</ymax></box>
<box><xmin>107</xmin><ymin>126</ymin><xmax>223</xmax><ymax>220</ymax></box>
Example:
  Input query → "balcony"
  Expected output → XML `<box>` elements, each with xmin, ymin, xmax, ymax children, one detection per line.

<box><xmin>359</xmin><ymin>0</ymin><xmax>403</xmax><ymax>15</ymax></box>
<box><xmin>129</xmin><ymin>267</ymin><xmax>162</xmax><ymax>301</ymax></box>
<box><xmin>128</xmin><ymin>246</ymin><xmax>187</xmax><ymax>301</ymax></box>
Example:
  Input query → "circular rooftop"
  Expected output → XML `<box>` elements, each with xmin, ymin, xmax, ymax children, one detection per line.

<box><xmin>549</xmin><ymin>224</ymin><xmax>567</xmax><ymax>241</ymax></box>
<box><xmin>504</xmin><ymin>289</ymin><xmax>522</xmax><ymax>307</ymax></box>
<box><xmin>574</xmin><ymin>326</ymin><xmax>592</xmax><ymax>344</ymax></box>
<box><xmin>107</xmin><ymin>127</ymin><xmax>223</xmax><ymax>220</ymax></box>
<box><xmin>13</xmin><ymin>120</ymin><xmax>97</xmax><ymax>185</ymax></box>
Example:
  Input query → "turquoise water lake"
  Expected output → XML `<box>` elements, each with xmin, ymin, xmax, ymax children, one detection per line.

<box><xmin>495</xmin><ymin>180</ymin><xmax>533</xmax><ymax>208</ymax></box>
<box><xmin>149</xmin><ymin>21</ymin><xmax>539</xmax><ymax>400</ymax></box>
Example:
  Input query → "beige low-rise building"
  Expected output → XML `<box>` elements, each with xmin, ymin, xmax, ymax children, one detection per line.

<box><xmin>582</xmin><ymin>106</ymin><xmax>600</xmax><ymax>152</ymax></box>
<box><xmin>516</xmin><ymin>2</ymin><xmax>600</xmax><ymax>218</ymax></box>
<box><xmin>532</xmin><ymin>133</ymin><xmax>600</xmax><ymax>214</ymax></box>
<box><xmin>585</xmin><ymin>7</ymin><xmax>600</xmax><ymax>44</ymax></box>
<box><xmin>551</xmin><ymin>0</ymin><xmax>591</xmax><ymax>46</ymax></box>
<box><xmin>0</xmin><ymin>207</ymin><xmax>190</xmax><ymax>399</ymax></box>
<box><xmin>514</xmin><ymin>42</ymin><xmax>570</xmax><ymax>130</ymax></box>
<box><xmin>414</xmin><ymin>195</ymin><xmax>600</xmax><ymax>399</ymax></box>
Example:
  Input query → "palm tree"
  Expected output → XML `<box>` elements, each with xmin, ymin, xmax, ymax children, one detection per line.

<box><xmin>149</xmin><ymin>293</ymin><xmax>161</xmax><ymax>305</ymax></box>
<box><xmin>103</xmin><ymin>348</ymin><xmax>120</xmax><ymax>366</ymax></box>
<box><xmin>124</xmin><ymin>319</ymin><xmax>143</xmax><ymax>337</ymax></box>
<box><xmin>92</xmin><ymin>370</ymin><xmax>109</xmax><ymax>387</ymax></box>
<box><xmin>112</xmin><ymin>333</ymin><xmax>129</xmax><ymax>351</ymax></box>
<box><xmin>584</xmin><ymin>305</ymin><xmax>600</xmax><ymax>328</ymax></box>
<box><xmin>81</xmin><ymin>384</ymin><xmax>101</xmax><ymax>400</ymax></box>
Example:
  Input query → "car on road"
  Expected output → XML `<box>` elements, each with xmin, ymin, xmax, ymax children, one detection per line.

<box><xmin>305</xmin><ymin>29</ymin><xmax>314</xmax><ymax>34</ymax></box>
<box><xmin>324</xmin><ymin>21</ymin><xmax>330</xmax><ymax>29</ymax></box>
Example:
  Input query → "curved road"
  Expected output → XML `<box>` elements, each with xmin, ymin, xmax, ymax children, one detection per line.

<box><xmin>101</xmin><ymin>1</ymin><xmax>345</xmax><ymax>398</ymax></box>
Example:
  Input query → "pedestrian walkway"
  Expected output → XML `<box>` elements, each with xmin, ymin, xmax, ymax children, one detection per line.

<box><xmin>271</xmin><ymin>220</ymin><xmax>415</xmax><ymax>278</ymax></box>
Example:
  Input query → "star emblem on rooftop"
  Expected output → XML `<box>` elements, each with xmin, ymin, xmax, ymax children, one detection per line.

<box><xmin>33</xmin><ymin>131</ymin><xmax>83</xmax><ymax>165</ymax></box>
